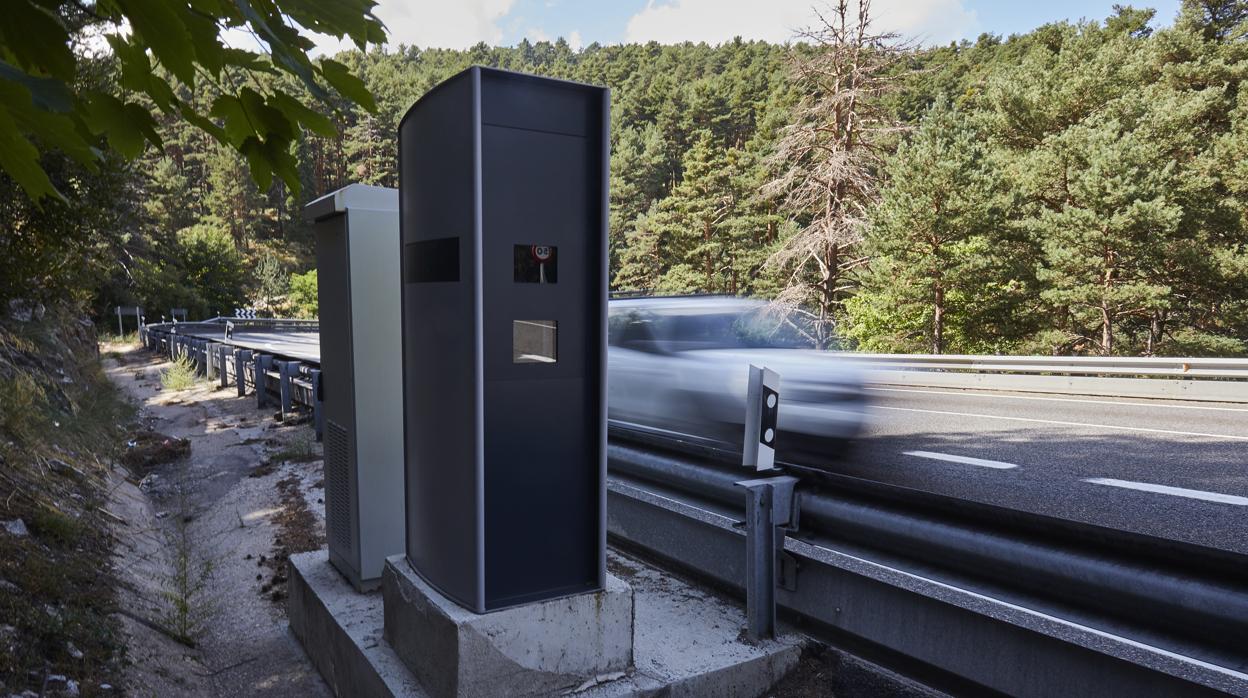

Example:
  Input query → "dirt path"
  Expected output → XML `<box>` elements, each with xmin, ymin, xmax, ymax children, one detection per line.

<box><xmin>102</xmin><ymin>342</ymin><xmax>329</xmax><ymax>697</ymax></box>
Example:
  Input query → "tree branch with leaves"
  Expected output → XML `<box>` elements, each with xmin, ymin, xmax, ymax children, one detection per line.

<box><xmin>0</xmin><ymin>0</ymin><xmax>385</xmax><ymax>202</ymax></box>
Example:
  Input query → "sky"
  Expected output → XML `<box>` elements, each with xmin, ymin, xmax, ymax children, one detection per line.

<box><xmin>307</xmin><ymin>0</ymin><xmax>1186</xmax><ymax>54</ymax></box>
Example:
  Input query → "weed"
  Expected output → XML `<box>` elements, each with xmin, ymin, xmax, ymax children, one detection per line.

<box><xmin>158</xmin><ymin>517</ymin><xmax>214</xmax><ymax>647</ymax></box>
<box><xmin>0</xmin><ymin>372</ymin><xmax>52</xmax><ymax>446</ymax></box>
<box><xmin>0</xmin><ymin>306</ymin><xmax>130</xmax><ymax>693</ymax></box>
<box><xmin>160</xmin><ymin>355</ymin><xmax>199</xmax><ymax>391</ymax></box>
<box><xmin>29</xmin><ymin>508</ymin><xmax>82</xmax><ymax>547</ymax></box>
<box><xmin>269</xmin><ymin>430</ymin><xmax>320</xmax><ymax>464</ymax></box>
<box><xmin>98</xmin><ymin>330</ymin><xmax>138</xmax><ymax>346</ymax></box>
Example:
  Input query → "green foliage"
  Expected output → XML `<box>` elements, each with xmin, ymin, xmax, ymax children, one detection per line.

<box><xmin>844</xmin><ymin>7</ymin><xmax>1248</xmax><ymax>355</ymax></box>
<box><xmin>846</xmin><ymin>100</ymin><xmax>1029</xmax><ymax>354</ymax></box>
<box><xmin>6</xmin><ymin>3</ymin><xmax>1248</xmax><ymax>358</ymax></box>
<box><xmin>0</xmin><ymin>0</ymin><xmax>385</xmax><ymax>201</ymax></box>
<box><xmin>253</xmin><ymin>252</ymin><xmax>289</xmax><ymax>314</ymax></box>
<box><xmin>160</xmin><ymin>354</ymin><xmax>198</xmax><ymax>391</ymax></box>
<box><xmin>288</xmin><ymin>269</ymin><xmax>318</xmax><ymax>319</ymax></box>
<box><xmin>174</xmin><ymin>224</ymin><xmax>247</xmax><ymax>318</ymax></box>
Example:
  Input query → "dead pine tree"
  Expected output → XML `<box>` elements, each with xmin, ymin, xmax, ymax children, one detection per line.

<box><xmin>765</xmin><ymin>0</ymin><xmax>909</xmax><ymax>348</ymax></box>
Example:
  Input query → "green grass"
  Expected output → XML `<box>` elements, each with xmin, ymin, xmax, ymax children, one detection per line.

<box><xmin>0</xmin><ymin>306</ymin><xmax>133</xmax><ymax>693</ymax></box>
<box><xmin>160</xmin><ymin>354</ymin><xmax>199</xmax><ymax>391</ymax></box>
<box><xmin>270</xmin><ymin>430</ymin><xmax>321</xmax><ymax>463</ymax></box>
<box><xmin>97</xmin><ymin>329</ymin><xmax>139</xmax><ymax>345</ymax></box>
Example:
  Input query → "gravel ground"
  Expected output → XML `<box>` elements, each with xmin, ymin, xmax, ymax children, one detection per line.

<box><xmin>104</xmin><ymin>344</ymin><xmax>329</xmax><ymax>697</ymax></box>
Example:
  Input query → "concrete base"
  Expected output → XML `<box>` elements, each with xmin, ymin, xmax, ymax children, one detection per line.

<box><xmin>289</xmin><ymin>549</ymin><xmax>803</xmax><ymax>698</ymax></box>
<box><xmin>383</xmin><ymin>556</ymin><xmax>633</xmax><ymax>697</ymax></box>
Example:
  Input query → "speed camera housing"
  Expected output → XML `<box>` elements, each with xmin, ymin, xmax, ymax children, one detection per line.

<box><xmin>398</xmin><ymin>67</ymin><xmax>610</xmax><ymax>612</ymax></box>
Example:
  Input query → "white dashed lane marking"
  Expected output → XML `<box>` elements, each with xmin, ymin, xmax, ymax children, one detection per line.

<box><xmin>903</xmin><ymin>451</ymin><xmax>1019</xmax><ymax>470</ymax></box>
<box><xmin>1085</xmin><ymin>478</ymin><xmax>1248</xmax><ymax>506</ymax></box>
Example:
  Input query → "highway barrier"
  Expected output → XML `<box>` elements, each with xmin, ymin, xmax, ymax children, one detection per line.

<box><xmin>839</xmin><ymin>353</ymin><xmax>1248</xmax><ymax>403</ymax></box>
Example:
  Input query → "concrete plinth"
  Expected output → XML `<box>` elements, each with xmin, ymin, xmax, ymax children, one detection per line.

<box><xmin>383</xmin><ymin>556</ymin><xmax>633</xmax><ymax>697</ymax></box>
<box><xmin>289</xmin><ymin>549</ymin><xmax>803</xmax><ymax>698</ymax></box>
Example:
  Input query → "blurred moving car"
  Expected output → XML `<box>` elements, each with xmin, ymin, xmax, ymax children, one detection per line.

<box><xmin>608</xmin><ymin>295</ymin><xmax>867</xmax><ymax>465</ymax></box>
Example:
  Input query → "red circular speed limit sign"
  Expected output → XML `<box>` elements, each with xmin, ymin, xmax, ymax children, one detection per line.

<box><xmin>530</xmin><ymin>245</ymin><xmax>553</xmax><ymax>263</ymax></box>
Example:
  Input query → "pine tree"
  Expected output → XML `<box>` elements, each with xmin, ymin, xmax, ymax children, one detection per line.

<box><xmin>1025</xmin><ymin>114</ymin><xmax>1182</xmax><ymax>355</ymax></box>
<box><xmin>764</xmin><ymin>0</ymin><xmax>907</xmax><ymax>347</ymax></box>
<box><xmin>846</xmin><ymin>101</ymin><xmax>1023</xmax><ymax>354</ymax></box>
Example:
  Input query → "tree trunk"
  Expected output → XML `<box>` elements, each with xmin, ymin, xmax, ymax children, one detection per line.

<box><xmin>1101</xmin><ymin>249</ymin><xmax>1115</xmax><ymax>356</ymax></box>
<box><xmin>703</xmin><ymin>219</ymin><xmax>713</xmax><ymax>291</ymax></box>
<box><xmin>821</xmin><ymin>242</ymin><xmax>840</xmax><ymax>349</ymax></box>
<box><xmin>933</xmin><ymin>283</ymin><xmax>945</xmax><ymax>354</ymax></box>
<box><xmin>1101</xmin><ymin>304</ymin><xmax>1113</xmax><ymax>356</ymax></box>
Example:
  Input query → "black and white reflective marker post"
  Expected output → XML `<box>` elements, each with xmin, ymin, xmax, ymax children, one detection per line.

<box><xmin>736</xmin><ymin>364</ymin><xmax>797</xmax><ymax>641</ymax></box>
<box><xmin>742</xmin><ymin>365</ymin><xmax>779</xmax><ymax>471</ymax></box>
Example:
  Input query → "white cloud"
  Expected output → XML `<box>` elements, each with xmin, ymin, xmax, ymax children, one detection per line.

<box><xmin>310</xmin><ymin>0</ymin><xmax>518</xmax><ymax>54</ymax></box>
<box><xmin>568</xmin><ymin>30</ymin><xmax>584</xmax><ymax>51</ymax></box>
<box><xmin>525</xmin><ymin>27</ymin><xmax>552</xmax><ymax>42</ymax></box>
<box><xmin>624</xmin><ymin>0</ymin><xmax>977</xmax><ymax>46</ymax></box>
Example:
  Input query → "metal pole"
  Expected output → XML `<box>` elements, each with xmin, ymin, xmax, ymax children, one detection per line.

<box><xmin>236</xmin><ymin>350</ymin><xmax>253</xmax><ymax>397</ymax></box>
<box><xmin>311</xmin><ymin>369</ymin><xmax>323</xmax><ymax>441</ymax></box>
<box><xmin>218</xmin><ymin>345</ymin><xmax>229</xmax><ymax>389</ymax></box>
<box><xmin>279</xmin><ymin>361</ymin><xmax>301</xmax><ymax>419</ymax></box>
<box><xmin>256</xmin><ymin>354</ymin><xmax>273</xmax><ymax>408</ymax></box>
<box><xmin>744</xmin><ymin>482</ymin><xmax>775</xmax><ymax>639</ymax></box>
<box><xmin>735</xmin><ymin>475</ymin><xmax>799</xmax><ymax>641</ymax></box>
<box><xmin>117</xmin><ymin>307</ymin><xmax>123</xmax><ymax>336</ymax></box>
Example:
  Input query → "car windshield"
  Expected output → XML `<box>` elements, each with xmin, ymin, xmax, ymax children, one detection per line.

<box><xmin>610</xmin><ymin>302</ymin><xmax>825</xmax><ymax>351</ymax></box>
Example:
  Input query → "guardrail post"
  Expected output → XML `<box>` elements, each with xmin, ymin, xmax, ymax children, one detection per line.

<box><xmin>204</xmin><ymin>343</ymin><xmax>217</xmax><ymax>379</ymax></box>
<box><xmin>236</xmin><ymin>350</ymin><xmax>253</xmax><ymax>397</ymax></box>
<box><xmin>310</xmin><ymin>369</ymin><xmax>323</xmax><ymax>441</ymax></box>
<box><xmin>735</xmin><ymin>475</ymin><xmax>799</xmax><ymax>641</ymax></box>
<box><xmin>256</xmin><ymin>354</ymin><xmax>273</xmax><ymax>408</ymax></box>
<box><xmin>218</xmin><ymin>345</ymin><xmax>230</xmax><ymax>388</ymax></box>
<box><xmin>195</xmin><ymin>340</ymin><xmax>207</xmax><ymax>375</ymax></box>
<box><xmin>278</xmin><ymin>360</ymin><xmax>301</xmax><ymax>419</ymax></box>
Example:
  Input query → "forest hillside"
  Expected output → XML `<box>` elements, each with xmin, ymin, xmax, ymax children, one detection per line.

<box><xmin>4</xmin><ymin>1</ymin><xmax>1246</xmax><ymax>356</ymax></box>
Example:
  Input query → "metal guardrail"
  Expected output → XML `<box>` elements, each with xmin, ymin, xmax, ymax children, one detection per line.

<box><xmin>606</xmin><ymin>437</ymin><xmax>1248</xmax><ymax>697</ymax></box>
<box><xmin>840</xmin><ymin>352</ymin><xmax>1248</xmax><ymax>378</ymax></box>
<box><xmin>138</xmin><ymin>321</ymin><xmax>324</xmax><ymax>438</ymax></box>
<box><xmin>829</xmin><ymin>352</ymin><xmax>1248</xmax><ymax>404</ymax></box>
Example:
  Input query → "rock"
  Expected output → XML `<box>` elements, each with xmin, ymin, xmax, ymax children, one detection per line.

<box><xmin>65</xmin><ymin>679</ymin><xmax>80</xmax><ymax>697</ymax></box>
<box><xmin>7</xmin><ymin>299</ymin><xmax>45</xmax><ymax>322</ymax></box>
<box><xmin>121</xmin><ymin>431</ymin><xmax>190</xmax><ymax>471</ymax></box>
<box><xmin>154</xmin><ymin>511</ymin><xmax>170</xmax><ymax>519</ymax></box>
<box><xmin>47</xmin><ymin>458</ymin><xmax>83</xmax><ymax>481</ymax></box>
<box><xmin>44</xmin><ymin>674</ymin><xmax>68</xmax><ymax>688</ymax></box>
<box><xmin>0</xmin><ymin>579</ymin><xmax>17</xmax><ymax>593</ymax></box>
<box><xmin>66</xmin><ymin>641</ymin><xmax>84</xmax><ymax>659</ymax></box>
<box><xmin>2</xmin><ymin>519</ymin><xmax>28</xmax><ymax>537</ymax></box>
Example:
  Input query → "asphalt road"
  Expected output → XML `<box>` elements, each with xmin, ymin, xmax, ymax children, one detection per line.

<box><xmin>169</xmin><ymin>325</ymin><xmax>1247</xmax><ymax>555</ymax></box>
<box><xmin>182</xmin><ymin>327</ymin><xmax>323</xmax><ymax>364</ymax></box>
<box><xmin>836</xmin><ymin>385</ymin><xmax>1248</xmax><ymax>554</ymax></box>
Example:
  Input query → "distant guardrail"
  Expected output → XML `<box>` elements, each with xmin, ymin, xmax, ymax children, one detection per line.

<box><xmin>839</xmin><ymin>353</ymin><xmax>1248</xmax><ymax>403</ymax></box>
<box><xmin>139</xmin><ymin>318</ymin><xmax>1248</xmax><ymax>404</ymax></box>
<box><xmin>139</xmin><ymin>320</ymin><xmax>324</xmax><ymax>437</ymax></box>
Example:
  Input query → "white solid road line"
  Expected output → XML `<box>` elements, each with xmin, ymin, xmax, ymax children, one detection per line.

<box><xmin>874</xmin><ymin>405</ymin><xmax>1248</xmax><ymax>442</ymax></box>
<box><xmin>1085</xmin><ymin>478</ymin><xmax>1248</xmax><ymax>506</ymax></box>
<box><xmin>866</xmin><ymin>386</ymin><xmax>1248</xmax><ymax>413</ymax></box>
<box><xmin>903</xmin><ymin>450</ymin><xmax>1018</xmax><ymax>469</ymax></box>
